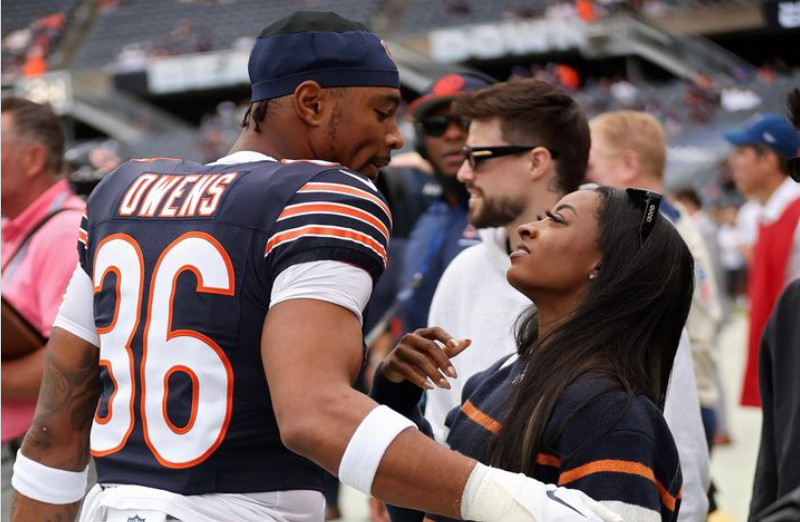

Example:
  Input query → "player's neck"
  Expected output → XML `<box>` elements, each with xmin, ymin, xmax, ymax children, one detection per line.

<box><xmin>228</xmin><ymin>128</ymin><xmax>310</xmax><ymax>162</ymax></box>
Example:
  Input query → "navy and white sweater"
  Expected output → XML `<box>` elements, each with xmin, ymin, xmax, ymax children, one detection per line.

<box><xmin>370</xmin><ymin>355</ymin><xmax>683</xmax><ymax>522</ymax></box>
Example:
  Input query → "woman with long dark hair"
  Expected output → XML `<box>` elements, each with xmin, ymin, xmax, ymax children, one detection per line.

<box><xmin>371</xmin><ymin>186</ymin><xmax>695</xmax><ymax>522</ymax></box>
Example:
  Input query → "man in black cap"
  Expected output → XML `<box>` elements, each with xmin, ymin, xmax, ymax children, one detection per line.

<box><xmin>395</xmin><ymin>72</ymin><xmax>492</xmax><ymax>334</ymax></box>
<box><xmin>11</xmin><ymin>12</ymin><xmax>620</xmax><ymax>522</ymax></box>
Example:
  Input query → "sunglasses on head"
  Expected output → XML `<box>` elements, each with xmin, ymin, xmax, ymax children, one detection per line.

<box><xmin>625</xmin><ymin>188</ymin><xmax>663</xmax><ymax>248</ymax></box>
<box><xmin>461</xmin><ymin>145</ymin><xmax>560</xmax><ymax>170</ymax></box>
<box><xmin>420</xmin><ymin>114</ymin><xmax>470</xmax><ymax>137</ymax></box>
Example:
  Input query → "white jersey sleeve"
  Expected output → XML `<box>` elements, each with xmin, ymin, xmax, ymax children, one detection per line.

<box><xmin>270</xmin><ymin>260</ymin><xmax>373</xmax><ymax>324</ymax></box>
<box><xmin>53</xmin><ymin>263</ymin><xmax>100</xmax><ymax>347</ymax></box>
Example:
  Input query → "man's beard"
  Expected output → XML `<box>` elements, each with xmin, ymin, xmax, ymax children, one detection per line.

<box><xmin>469</xmin><ymin>192</ymin><xmax>526</xmax><ymax>229</ymax></box>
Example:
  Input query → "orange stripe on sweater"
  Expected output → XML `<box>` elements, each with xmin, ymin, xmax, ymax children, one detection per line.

<box><xmin>536</xmin><ymin>453</ymin><xmax>561</xmax><ymax>467</ymax></box>
<box><xmin>558</xmin><ymin>459</ymin><xmax>678</xmax><ymax>511</ymax></box>
<box><xmin>460</xmin><ymin>400</ymin><xmax>501</xmax><ymax>434</ymax></box>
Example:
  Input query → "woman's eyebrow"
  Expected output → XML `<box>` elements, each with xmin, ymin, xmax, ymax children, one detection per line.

<box><xmin>554</xmin><ymin>204</ymin><xmax>577</xmax><ymax>216</ymax></box>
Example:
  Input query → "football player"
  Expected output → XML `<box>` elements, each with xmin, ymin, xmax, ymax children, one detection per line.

<box><xmin>11</xmin><ymin>12</ymin><xmax>622</xmax><ymax>522</ymax></box>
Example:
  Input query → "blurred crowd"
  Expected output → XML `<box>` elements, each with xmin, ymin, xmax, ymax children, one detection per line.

<box><xmin>1</xmin><ymin>12</ymin><xmax>65</xmax><ymax>78</ymax></box>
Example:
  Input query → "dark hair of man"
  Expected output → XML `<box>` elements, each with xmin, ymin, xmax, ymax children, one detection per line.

<box><xmin>788</xmin><ymin>88</ymin><xmax>800</xmax><ymax>130</ymax></box>
<box><xmin>488</xmin><ymin>186</ymin><xmax>695</xmax><ymax>475</ymax></box>
<box><xmin>1</xmin><ymin>96</ymin><xmax>65</xmax><ymax>174</ymax></box>
<box><xmin>749</xmin><ymin>143</ymin><xmax>791</xmax><ymax>177</ymax></box>
<box><xmin>454</xmin><ymin>79</ymin><xmax>590</xmax><ymax>194</ymax></box>
<box><xmin>241</xmin><ymin>100</ymin><xmax>271</xmax><ymax>133</ymax></box>
<box><xmin>242</xmin><ymin>88</ymin><xmax>348</xmax><ymax>133</ymax></box>
<box><xmin>674</xmin><ymin>187</ymin><xmax>702</xmax><ymax>209</ymax></box>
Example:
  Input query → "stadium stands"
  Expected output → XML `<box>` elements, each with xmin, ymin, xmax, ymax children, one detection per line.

<box><xmin>1</xmin><ymin>0</ymin><xmax>76</xmax><ymax>77</ymax></box>
<box><xmin>72</xmin><ymin>0</ymin><xmax>383</xmax><ymax>70</ymax></box>
<box><xmin>1</xmin><ymin>0</ymin><xmax>74</xmax><ymax>35</ymax></box>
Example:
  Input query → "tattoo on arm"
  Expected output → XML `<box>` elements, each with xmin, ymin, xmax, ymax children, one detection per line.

<box><xmin>22</xmin><ymin>344</ymin><xmax>101</xmax><ymax>469</ymax></box>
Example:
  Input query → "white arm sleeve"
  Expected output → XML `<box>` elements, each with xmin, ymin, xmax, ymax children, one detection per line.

<box><xmin>270</xmin><ymin>261</ymin><xmax>373</xmax><ymax>324</ymax></box>
<box><xmin>462</xmin><ymin>463</ymin><xmax>624</xmax><ymax>522</ymax></box>
<box><xmin>664</xmin><ymin>330</ymin><xmax>710</xmax><ymax>522</ymax></box>
<box><xmin>52</xmin><ymin>263</ymin><xmax>99</xmax><ymax>347</ymax></box>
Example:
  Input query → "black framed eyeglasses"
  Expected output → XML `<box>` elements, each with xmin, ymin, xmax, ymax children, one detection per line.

<box><xmin>626</xmin><ymin>188</ymin><xmax>663</xmax><ymax>248</ymax></box>
<box><xmin>462</xmin><ymin>145</ymin><xmax>560</xmax><ymax>169</ymax></box>
<box><xmin>420</xmin><ymin>114</ymin><xmax>470</xmax><ymax>137</ymax></box>
<box><xmin>789</xmin><ymin>156</ymin><xmax>800</xmax><ymax>183</ymax></box>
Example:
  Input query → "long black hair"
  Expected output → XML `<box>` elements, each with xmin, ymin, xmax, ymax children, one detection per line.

<box><xmin>488</xmin><ymin>186</ymin><xmax>695</xmax><ymax>475</ymax></box>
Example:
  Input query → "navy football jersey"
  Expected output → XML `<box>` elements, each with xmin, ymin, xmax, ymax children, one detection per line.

<box><xmin>77</xmin><ymin>156</ymin><xmax>391</xmax><ymax>494</ymax></box>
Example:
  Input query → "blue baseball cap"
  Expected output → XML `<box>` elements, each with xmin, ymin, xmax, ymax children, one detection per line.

<box><xmin>723</xmin><ymin>113</ymin><xmax>800</xmax><ymax>159</ymax></box>
<box><xmin>409</xmin><ymin>72</ymin><xmax>495</xmax><ymax>120</ymax></box>
<box><xmin>248</xmin><ymin>12</ymin><xmax>399</xmax><ymax>102</ymax></box>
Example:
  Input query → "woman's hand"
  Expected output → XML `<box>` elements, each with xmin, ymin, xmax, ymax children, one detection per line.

<box><xmin>381</xmin><ymin>327</ymin><xmax>471</xmax><ymax>389</ymax></box>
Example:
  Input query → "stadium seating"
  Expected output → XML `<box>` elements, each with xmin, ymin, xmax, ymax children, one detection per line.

<box><xmin>72</xmin><ymin>0</ymin><xmax>383</xmax><ymax>70</ymax></box>
<box><xmin>1</xmin><ymin>0</ymin><xmax>74</xmax><ymax>35</ymax></box>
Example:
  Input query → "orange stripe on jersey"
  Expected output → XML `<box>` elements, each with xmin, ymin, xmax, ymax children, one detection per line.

<box><xmin>461</xmin><ymin>400</ymin><xmax>501</xmax><ymax>435</ymax></box>
<box><xmin>298</xmin><ymin>183</ymin><xmax>392</xmax><ymax>226</ymax></box>
<box><xmin>536</xmin><ymin>453</ymin><xmax>561</xmax><ymax>468</ymax></box>
<box><xmin>78</xmin><ymin>229</ymin><xmax>88</xmax><ymax>244</ymax></box>
<box><xmin>558</xmin><ymin>459</ymin><xmax>679</xmax><ymax>512</ymax></box>
<box><xmin>278</xmin><ymin>203</ymin><xmax>390</xmax><ymax>241</ymax></box>
<box><xmin>265</xmin><ymin>225</ymin><xmax>387</xmax><ymax>265</ymax></box>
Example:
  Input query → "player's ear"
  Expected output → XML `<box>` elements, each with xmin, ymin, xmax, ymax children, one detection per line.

<box><xmin>293</xmin><ymin>81</ymin><xmax>326</xmax><ymax>127</ymax></box>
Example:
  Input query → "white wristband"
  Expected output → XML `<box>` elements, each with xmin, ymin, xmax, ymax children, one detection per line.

<box><xmin>12</xmin><ymin>450</ymin><xmax>88</xmax><ymax>504</ymax></box>
<box><xmin>338</xmin><ymin>405</ymin><xmax>416</xmax><ymax>495</ymax></box>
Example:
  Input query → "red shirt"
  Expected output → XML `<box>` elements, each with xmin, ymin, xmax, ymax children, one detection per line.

<box><xmin>741</xmin><ymin>196</ymin><xmax>800</xmax><ymax>407</ymax></box>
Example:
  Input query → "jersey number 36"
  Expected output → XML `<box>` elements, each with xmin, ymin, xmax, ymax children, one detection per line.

<box><xmin>90</xmin><ymin>232</ymin><xmax>234</xmax><ymax>469</ymax></box>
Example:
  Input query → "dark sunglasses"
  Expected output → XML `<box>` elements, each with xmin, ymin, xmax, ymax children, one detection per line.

<box><xmin>789</xmin><ymin>156</ymin><xmax>800</xmax><ymax>183</ymax></box>
<box><xmin>420</xmin><ymin>114</ymin><xmax>470</xmax><ymax>137</ymax></box>
<box><xmin>462</xmin><ymin>145</ymin><xmax>560</xmax><ymax>170</ymax></box>
<box><xmin>625</xmin><ymin>188</ymin><xmax>663</xmax><ymax>248</ymax></box>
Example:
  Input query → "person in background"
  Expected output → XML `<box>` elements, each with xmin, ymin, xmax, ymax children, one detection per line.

<box><xmin>673</xmin><ymin>187</ymin><xmax>732</xmax><ymax>447</ymax></box>
<box><xmin>673</xmin><ymin>188</ymin><xmax>726</xmax><ymax>320</ymax></box>
<box><xmin>395</xmin><ymin>72</ymin><xmax>493</xmax><ymax>334</ymax></box>
<box><xmin>723</xmin><ymin>114</ymin><xmax>800</xmax><ymax>407</ymax></box>
<box><xmin>716</xmin><ymin>203</ymin><xmax>748</xmax><ymax>304</ymax></box>
<box><xmin>1</xmin><ymin>96</ymin><xmax>84</xmax><ymax>522</ymax></box>
<box><xmin>748</xmin><ymin>88</ymin><xmax>800</xmax><ymax>522</ymax></box>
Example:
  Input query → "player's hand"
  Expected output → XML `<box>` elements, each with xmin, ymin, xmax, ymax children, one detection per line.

<box><xmin>381</xmin><ymin>327</ymin><xmax>471</xmax><ymax>389</ymax></box>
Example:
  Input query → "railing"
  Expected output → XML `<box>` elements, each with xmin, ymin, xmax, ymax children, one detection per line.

<box><xmin>585</xmin><ymin>15</ymin><xmax>755</xmax><ymax>80</ymax></box>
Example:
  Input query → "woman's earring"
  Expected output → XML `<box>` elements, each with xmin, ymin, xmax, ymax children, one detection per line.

<box><xmin>589</xmin><ymin>272</ymin><xmax>597</xmax><ymax>281</ymax></box>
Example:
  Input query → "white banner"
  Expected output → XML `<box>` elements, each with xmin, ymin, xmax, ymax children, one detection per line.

<box><xmin>429</xmin><ymin>18</ymin><xmax>587</xmax><ymax>63</ymax></box>
<box><xmin>147</xmin><ymin>50</ymin><xmax>249</xmax><ymax>94</ymax></box>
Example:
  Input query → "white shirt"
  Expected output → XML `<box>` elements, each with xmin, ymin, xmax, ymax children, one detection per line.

<box><xmin>718</xmin><ymin>224</ymin><xmax>746</xmax><ymax>270</ymax></box>
<box><xmin>426</xmin><ymin>227</ymin><xmax>710</xmax><ymax>522</ymax></box>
